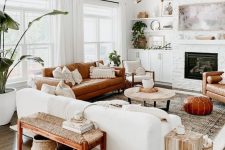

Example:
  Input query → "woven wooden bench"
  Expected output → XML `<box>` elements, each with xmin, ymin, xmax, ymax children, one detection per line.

<box><xmin>17</xmin><ymin>112</ymin><xmax>106</xmax><ymax>150</ymax></box>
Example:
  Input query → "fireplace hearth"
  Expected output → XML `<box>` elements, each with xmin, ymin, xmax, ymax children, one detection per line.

<box><xmin>185</xmin><ymin>52</ymin><xmax>218</xmax><ymax>80</ymax></box>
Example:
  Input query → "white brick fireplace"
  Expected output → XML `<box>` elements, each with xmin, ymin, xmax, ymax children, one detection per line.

<box><xmin>172</xmin><ymin>44</ymin><xmax>225</xmax><ymax>92</ymax></box>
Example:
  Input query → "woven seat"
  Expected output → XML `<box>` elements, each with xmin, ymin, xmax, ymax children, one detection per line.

<box><xmin>20</xmin><ymin>112</ymin><xmax>103</xmax><ymax>145</ymax></box>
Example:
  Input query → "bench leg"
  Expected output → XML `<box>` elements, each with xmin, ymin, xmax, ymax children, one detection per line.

<box><xmin>100</xmin><ymin>132</ymin><xmax>106</xmax><ymax>150</ymax></box>
<box><xmin>17</xmin><ymin>121</ymin><xmax>23</xmax><ymax>150</ymax></box>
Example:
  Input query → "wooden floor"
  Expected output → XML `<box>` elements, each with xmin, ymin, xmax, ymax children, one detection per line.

<box><xmin>0</xmin><ymin>113</ymin><xmax>32</xmax><ymax>150</ymax></box>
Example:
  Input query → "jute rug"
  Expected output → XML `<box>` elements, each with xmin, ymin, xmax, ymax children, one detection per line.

<box><xmin>101</xmin><ymin>92</ymin><xmax>225</xmax><ymax>140</ymax></box>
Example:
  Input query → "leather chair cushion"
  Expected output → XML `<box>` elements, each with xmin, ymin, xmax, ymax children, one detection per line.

<box><xmin>206</xmin><ymin>84</ymin><xmax>225</xmax><ymax>97</ymax></box>
<box><xmin>207</xmin><ymin>76</ymin><xmax>222</xmax><ymax>84</ymax></box>
<box><xmin>126</xmin><ymin>75</ymin><xmax>152</xmax><ymax>83</ymax></box>
<box><xmin>183</xmin><ymin>96</ymin><xmax>213</xmax><ymax>116</ymax></box>
<box><xmin>73</xmin><ymin>77</ymin><xmax>123</xmax><ymax>96</ymax></box>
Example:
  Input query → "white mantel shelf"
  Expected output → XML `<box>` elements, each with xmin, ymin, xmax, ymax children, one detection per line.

<box><xmin>176</xmin><ymin>40</ymin><xmax>225</xmax><ymax>45</ymax></box>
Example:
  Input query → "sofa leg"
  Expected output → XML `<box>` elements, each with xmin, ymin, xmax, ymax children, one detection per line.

<box><xmin>118</xmin><ymin>89</ymin><xmax>121</xmax><ymax>94</ymax></box>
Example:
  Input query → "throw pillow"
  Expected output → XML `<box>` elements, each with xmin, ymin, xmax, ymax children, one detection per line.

<box><xmin>52</xmin><ymin>67</ymin><xmax>63</xmax><ymax>79</ymax></box>
<box><xmin>62</xmin><ymin>66</ymin><xmax>76</xmax><ymax>85</ymax></box>
<box><xmin>124</xmin><ymin>60</ymin><xmax>141</xmax><ymax>74</ymax></box>
<box><xmin>72</xmin><ymin>69</ymin><xmax>83</xmax><ymax>84</ymax></box>
<box><xmin>41</xmin><ymin>84</ymin><xmax>56</xmax><ymax>95</ymax></box>
<box><xmin>90</xmin><ymin>66</ymin><xmax>115</xmax><ymax>79</ymax></box>
<box><xmin>55</xmin><ymin>80</ymin><xmax>76</xmax><ymax>99</ymax></box>
<box><xmin>220</xmin><ymin>73</ymin><xmax>225</xmax><ymax>84</ymax></box>
<box><xmin>135</xmin><ymin>67</ymin><xmax>146</xmax><ymax>75</ymax></box>
<box><xmin>122</xmin><ymin>104</ymin><xmax>169</xmax><ymax>121</ymax></box>
<box><xmin>207</xmin><ymin>76</ymin><xmax>222</xmax><ymax>84</ymax></box>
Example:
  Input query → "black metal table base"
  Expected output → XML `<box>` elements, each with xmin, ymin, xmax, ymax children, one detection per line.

<box><xmin>128</xmin><ymin>98</ymin><xmax>170</xmax><ymax>112</ymax></box>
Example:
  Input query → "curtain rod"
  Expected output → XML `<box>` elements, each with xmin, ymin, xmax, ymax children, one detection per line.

<box><xmin>101</xmin><ymin>0</ymin><xmax>119</xmax><ymax>4</ymax></box>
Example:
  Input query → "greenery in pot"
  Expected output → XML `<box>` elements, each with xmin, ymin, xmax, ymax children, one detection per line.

<box><xmin>108</xmin><ymin>50</ymin><xmax>121</xmax><ymax>67</ymax></box>
<box><xmin>132</xmin><ymin>21</ymin><xmax>147</xmax><ymax>49</ymax></box>
<box><xmin>0</xmin><ymin>0</ymin><xmax>68</xmax><ymax>94</ymax></box>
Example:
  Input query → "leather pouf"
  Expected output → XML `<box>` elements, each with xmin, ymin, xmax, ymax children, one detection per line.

<box><xmin>183</xmin><ymin>96</ymin><xmax>213</xmax><ymax>116</ymax></box>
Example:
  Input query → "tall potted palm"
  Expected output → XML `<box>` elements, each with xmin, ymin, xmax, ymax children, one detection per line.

<box><xmin>0</xmin><ymin>0</ymin><xmax>68</xmax><ymax>125</ymax></box>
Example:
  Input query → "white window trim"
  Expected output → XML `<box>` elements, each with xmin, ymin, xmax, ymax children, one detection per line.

<box><xmin>1</xmin><ymin>3</ymin><xmax>54</xmax><ymax>84</ymax></box>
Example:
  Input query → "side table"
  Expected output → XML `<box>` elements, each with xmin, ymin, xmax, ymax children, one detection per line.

<box><xmin>17</xmin><ymin>112</ymin><xmax>106</xmax><ymax>150</ymax></box>
<box><xmin>165</xmin><ymin>129</ymin><xmax>203</xmax><ymax>150</ymax></box>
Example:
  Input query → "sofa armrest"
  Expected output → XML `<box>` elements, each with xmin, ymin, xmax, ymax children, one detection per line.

<box><xmin>114</xmin><ymin>67</ymin><xmax>125</xmax><ymax>78</ymax></box>
<box><xmin>33</xmin><ymin>77</ymin><xmax>61</xmax><ymax>90</ymax></box>
<box><xmin>202</xmin><ymin>71</ymin><xmax>224</xmax><ymax>95</ymax></box>
<box><xmin>42</xmin><ymin>67</ymin><xmax>56</xmax><ymax>77</ymax></box>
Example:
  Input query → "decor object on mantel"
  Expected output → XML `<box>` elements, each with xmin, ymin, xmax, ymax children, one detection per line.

<box><xmin>0</xmin><ymin>0</ymin><xmax>68</xmax><ymax>125</ymax></box>
<box><xmin>108</xmin><ymin>50</ymin><xmax>121</xmax><ymax>67</ymax></box>
<box><xmin>132</xmin><ymin>21</ymin><xmax>147</xmax><ymax>49</ymax></box>
<box><xmin>195</xmin><ymin>35</ymin><xmax>215</xmax><ymax>40</ymax></box>
<box><xmin>183</xmin><ymin>96</ymin><xmax>213</xmax><ymax>116</ymax></box>
<box><xmin>137</xmin><ymin>11</ymin><xmax>148</xmax><ymax>19</ymax></box>
<box><xmin>161</xmin><ymin>1</ymin><xmax>173</xmax><ymax>16</ymax></box>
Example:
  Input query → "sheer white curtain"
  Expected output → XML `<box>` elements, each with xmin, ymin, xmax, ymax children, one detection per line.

<box><xmin>118</xmin><ymin>0</ymin><xmax>127</xmax><ymax>60</ymax></box>
<box><xmin>51</xmin><ymin>0</ymin><xmax>84</xmax><ymax>66</ymax></box>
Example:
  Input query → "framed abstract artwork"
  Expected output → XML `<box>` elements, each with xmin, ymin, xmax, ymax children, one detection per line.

<box><xmin>179</xmin><ymin>2</ymin><xmax>225</xmax><ymax>31</ymax></box>
<box><xmin>161</xmin><ymin>1</ymin><xmax>173</xmax><ymax>16</ymax></box>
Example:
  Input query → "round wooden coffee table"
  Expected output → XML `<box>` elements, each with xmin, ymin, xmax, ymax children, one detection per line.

<box><xmin>124</xmin><ymin>87</ymin><xmax>176</xmax><ymax>111</ymax></box>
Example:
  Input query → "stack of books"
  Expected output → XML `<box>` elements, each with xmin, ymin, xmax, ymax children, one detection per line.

<box><xmin>62</xmin><ymin>118</ymin><xmax>94</xmax><ymax>134</ymax></box>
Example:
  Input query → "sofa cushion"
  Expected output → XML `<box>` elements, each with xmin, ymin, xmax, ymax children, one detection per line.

<box><xmin>77</xmin><ymin>62</ymin><xmax>96</xmax><ymax>79</ymax></box>
<box><xmin>207</xmin><ymin>75</ymin><xmax>222</xmax><ymax>84</ymax></box>
<box><xmin>73</xmin><ymin>77</ymin><xmax>123</xmax><ymax>96</ymax></box>
<box><xmin>206</xmin><ymin>84</ymin><xmax>225</xmax><ymax>96</ymax></box>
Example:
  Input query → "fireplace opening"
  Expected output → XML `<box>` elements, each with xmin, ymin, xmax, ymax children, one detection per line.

<box><xmin>185</xmin><ymin>52</ymin><xmax>218</xmax><ymax>80</ymax></box>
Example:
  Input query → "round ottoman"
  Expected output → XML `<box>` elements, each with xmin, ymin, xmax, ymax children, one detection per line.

<box><xmin>184</xmin><ymin>96</ymin><xmax>213</xmax><ymax>116</ymax></box>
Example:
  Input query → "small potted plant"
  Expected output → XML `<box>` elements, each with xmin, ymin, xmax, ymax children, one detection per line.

<box><xmin>0</xmin><ymin>0</ymin><xmax>68</xmax><ymax>125</ymax></box>
<box><xmin>108</xmin><ymin>50</ymin><xmax>121</xmax><ymax>67</ymax></box>
<box><xmin>132</xmin><ymin>21</ymin><xmax>147</xmax><ymax>49</ymax></box>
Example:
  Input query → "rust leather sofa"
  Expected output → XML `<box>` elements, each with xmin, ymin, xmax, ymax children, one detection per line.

<box><xmin>202</xmin><ymin>71</ymin><xmax>225</xmax><ymax>103</ymax></box>
<box><xmin>34</xmin><ymin>61</ymin><xmax>125</xmax><ymax>101</ymax></box>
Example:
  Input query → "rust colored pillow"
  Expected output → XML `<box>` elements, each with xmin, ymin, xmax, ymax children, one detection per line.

<box><xmin>184</xmin><ymin>96</ymin><xmax>213</xmax><ymax>116</ymax></box>
<box><xmin>207</xmin><ymin>76</ymin><xmax>222</xmax><ymax>84</ymax></box>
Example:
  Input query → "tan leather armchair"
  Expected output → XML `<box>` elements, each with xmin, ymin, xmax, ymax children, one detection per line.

<box><xmin>202</xmin><ymin>71</ymin><xmax>225</xmax><ymax>103</ymax></box>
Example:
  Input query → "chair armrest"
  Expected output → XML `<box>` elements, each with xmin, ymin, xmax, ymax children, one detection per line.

<box><xmin>145</xmin><ymin>71</ymin><xmax>155</xmax><ymax>81</ymax></box>
<box><xmin>202</xmin><ymin>71</ymin><xmax>224</xmax><ymax>95</ymax></box>
<box><xmin>114</xmin><ymin>67</ymin><xmax>125</xmax><ymax>78</ymax></box>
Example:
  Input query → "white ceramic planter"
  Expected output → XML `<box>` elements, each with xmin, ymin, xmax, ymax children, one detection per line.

<box><xmin>142</xmin><ymin>79</ymin><xmax>154</xmax><ymax>88</ymax></box>
<box><xmin>0</xmin><ymin>88</ymin><xmax>16</xmax><ymax>125</ymax></box>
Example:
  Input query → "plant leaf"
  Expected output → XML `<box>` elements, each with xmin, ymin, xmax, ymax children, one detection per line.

<box><xmin>0</xmin><ymin>58</ymin><xmax>13</xmax><ymax>72</ymax></box>
<box><xmin>19</xmin><ymin>55</ymin><xmax>44</xmax><ymax>66</ymax></box>
<box><xmin>0</xmin><ymin>12</ymin><xmax>19</xmax><ymax>31</ymax></box>
<box><xmin>28</xmin><ymin>10</ymin><xmax>68</xmax><ymax>27</ymax></box>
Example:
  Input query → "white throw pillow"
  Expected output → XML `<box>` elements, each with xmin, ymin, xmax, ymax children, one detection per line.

<box><xmin>41</xmin><ymin>84</ymin><xmax>56</xmax><ymax>95</ymax></box>
<box><xmin>124</xmin><ymin>60</ymin><xmax>141</xmax><ymax>73</ymax></box>
<box><xmin>52</xmin><ymin>67</ymin><xmax>63</xmax><ymax>79</ymax></box>
<box><xmin>122</xmin><ymin>104</ymin><xmax>169</xmax><ymax>121</ymax></box>
<box><xmin>90</xmin><ymin>66</ymin><xmax>115</xmax><ymax>79</ymax></box>
<box><xmin>55</xmin><ymin>81</ymin><xmax>76</xmax><ymax>99</ymax></box>
<box><xmin>95</xmin><ymin>100</ymin><xmax>129</xmax><ymax>108</ymax></box>
<box><xmin>135</xmin><ymin>67</ymin><xmax>146</xmax><ymax>75</ymax></box>
<box><xmin>72</xmin><ymin>69</ymin><xmax>83</xmax><ymax>84</ymax></box>
<box><xmin>62</xmin><ymin>66</ymin><xmax>76</xmax><ymax>85</ymax></box>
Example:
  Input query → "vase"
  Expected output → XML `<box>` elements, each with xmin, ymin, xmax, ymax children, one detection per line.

<box><xmin>0</xmin><ymin>88</ymin><xmax>16</xmax><ymax>125</ymax></box>
<box><xmin>142</xmin><ymin>79</ymin><xmax>154</xmax><ymax>89</ymax></box>
<box><xmin>137</xmin><ymin>36</ymin><xmax>147</xmax><ymax>49</ymax></box>
<box><xmin>31</xmin><ymin>135</ymin><xmax>57</xmax><ymax>150</ymax></box>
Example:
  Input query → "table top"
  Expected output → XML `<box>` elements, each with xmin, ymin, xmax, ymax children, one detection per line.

<box><xmin>20</xmin><ymin>112</ymin><xmax>104</xmax><ymax>145</ymax></box>
<box><xmin>165</xmin><ymin>129</ymin><xmax>203</xmax><ymax>141</ymax></box>
<box><xmin>124</xmin><ymin>87</ymin><xmax>176</xmax><ymax>102</ymax></box>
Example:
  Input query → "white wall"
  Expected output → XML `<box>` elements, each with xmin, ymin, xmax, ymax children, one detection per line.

<box><xmin>126</xmin><ymin>0</ymin><xmax>225</xmax><ymax>92</ymax></box>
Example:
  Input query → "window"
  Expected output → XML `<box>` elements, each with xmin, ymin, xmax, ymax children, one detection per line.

<box><xmin>83</xmin><ymin>4</ymin><xmax>119</xmax><ymax>63</ymax></box>
<box><xmin>1</xmin><ymin>0</ymin><xmax>53</xmax><ymax>82</ymax></box>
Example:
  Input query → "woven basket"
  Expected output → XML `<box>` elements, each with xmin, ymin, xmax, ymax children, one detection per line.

<box><xmin>31</xmin><ymin>135</ymin><xmax>57</xmax><ymax>150</ymax></box>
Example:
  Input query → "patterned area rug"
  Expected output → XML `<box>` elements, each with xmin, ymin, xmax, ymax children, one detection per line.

<box><xmin>101</xmin><ymin>92</ymin><xmax>225</xmax><ymax>140</ymax></box>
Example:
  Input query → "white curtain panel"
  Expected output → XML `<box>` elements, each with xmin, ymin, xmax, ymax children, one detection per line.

<box><xmin>118</xmin><ymin>0</ymin><xmax>128</xmax><ymax>60</ymax></box>
<box><xmin>51</xmin><ymin>0</ymin><xmax>84</xmax><ymax>66</ymax></box>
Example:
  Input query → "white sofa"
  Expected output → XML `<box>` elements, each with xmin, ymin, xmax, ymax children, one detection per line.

<box><xmin>16</xmin><ymin>88</ymin><xmax>182</xmax><ymax>150</ymax></box>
